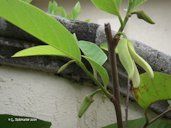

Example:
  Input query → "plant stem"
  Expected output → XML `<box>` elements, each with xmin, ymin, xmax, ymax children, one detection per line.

<box><xmin>149</xmin><ymin>108</ymin><xmax>171</xmax><ymax>124</ymax></box>
<box><xmin>118</xmin><ymin>14</ymin><xmax>124</xmax><ymax>27</ymax></box>
<box><xmin>90</xmin><ymin>89</ymin><xmax>101</xmax><ymax>97</ymax></box>
<box><xmin>125</xmin><ymin>80</ymin><xmax>132</xmax><ymax>128</ymax></box>
<box><xmin>118</xmin><ymin>15</ymin><xmax>129</xmax><ymax>33</ymax></box>
<box><xmin>144</xmin><ymin>109</ymin><xmax>149</xmax><ymax>128</ymax></box>
<box><xmin>76</xmin><ymin>61</ymin><xmax>113</xmax><ymax>100</ymax></box>
<box><xmin>105</xmin><ymin>23</ymin><xmax>123</xmax><ymax>128</ymax></box>
<box><xmin>143</xmin><ymin>108</ymin><xmax>171</xmax><ymax>128</ymax></box>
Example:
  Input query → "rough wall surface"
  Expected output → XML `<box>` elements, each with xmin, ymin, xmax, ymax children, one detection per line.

<box><xmin>0</xmin><ymin>66</ymin><xmax>143</xmax><ymax>128</ymax></box>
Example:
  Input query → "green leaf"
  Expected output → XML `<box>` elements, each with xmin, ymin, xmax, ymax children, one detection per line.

<box><xmin>68</xmin><ymin>2</ymin><xmax>81</xmax><ymax>20</ymax></box>
<box><xmin>132</xmin><ymin>10</ymin><xmax>155</xmax><ymax>24</ymax></box>
<box><xmin>0</xmin><ymin>0</ymin><xmax>81</xmax><ymax>61</ymax></box>
<box><xmin>128</xmin><ymin>0</ymin><xmax>147</xmax><ymax>12</ymax></box>
<box><xmin>48</xmin><ymin>1</ymin><xmax>58</xmax><ymax>15</ymax></box>
<box><xmin>48</xmin><ymin>1</ymin><xmax>67</xmax><ymax>17</ymax></box>
<box><xmin>55</xmin><ymin>6</ymin><xmax>67</xmax><ymax>17</ymax></box>
<box><xmin>49</xmin><ymin>1</ymin><xmax>80</xmax><ymax>20</ymax></box>
<box><xmin>90</xmin><ymin>0</ymin><xmax>122</xmax><ymax>16</ymax></box>
<box><xmin>100</xmin><ymin>42</ymin><xmax>118</xmax><ymax>53</ymax></box>
<box><xmin>132</xmin><ymin>61</ymin><xmax>140</xmax><ymax>88</ymax></box>
<box><xmin>117</xmin><ymin>38</ymin><xmax>134</xmax><ymax>79</ymax></box>
<box><xmin>58</xmin><ymin>60</ymin><xmax>75</xmax><ymax>73</ymax></box>
<box><xmin>78</xmin><ymin>89</ymin><xmax>100</xmax><ymax>118</ymax></box>
<box><xmin>133</xmin><ymin>72</ymin><xmax>171</xmax><ymax>109</ymax></box>
<box><xmin>102</xmin><ymin>118</ymin><xmax>171</xmax><ymax>128</ymax></box>
<box><xmin>100</xmin><ymin>42</ymin><xmax>108</xmax><ymax>51</ymax></box>
<box><xmin>21</xmin><ymin>0</ymin><xmax>32</xmax><ymax>3</ymax></box>
<box><xmin>78</xmin><ymin>41</ymin><xmax>107</xmax><ymax>66</ymax></box>
<box><xmin>116</xmin><ymin>0</ymin><xmax>122</xmax><ymax>8</ymax></box>
<box><xmin>128</xmin><ymin>41</ymin><xmax>154</xmax><ymax>78</ymax></box>
<box><xmin>0</xmin><ymin>114</ymin><xmax>51</xmax><ymax>128</ymax></box>
<box><xmin>12</xmin><ymin>45</ymin><xmax>67</xmax><ymax>58</ymax></box>
<box><xmin>83</xmin><ymin>56</ymin><xmax>109</xmax><ymax>86</ymax></box>
<box><xmin>78</xmin><ymin>95</ymin><xmax>94</xmax><ymax>118</ymax></box>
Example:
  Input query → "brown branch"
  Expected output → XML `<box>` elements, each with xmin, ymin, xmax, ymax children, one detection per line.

<box><xmin>105</xmin><ymin>23</ymin><xmax>123</xmax><ymax>128</ymax></box>
<box><xmin>143</xmin><ymin>107</ymin><xmax>171</xmax><ymax>128</ymax></box>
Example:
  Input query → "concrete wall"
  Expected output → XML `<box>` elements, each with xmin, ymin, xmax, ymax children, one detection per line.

<box><xmin>0</xmin><ymin>66</ymin><xmax>144</xmax><ymax>128</ymax></box>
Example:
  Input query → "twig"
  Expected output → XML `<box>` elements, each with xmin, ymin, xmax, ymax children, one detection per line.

<box><xmin>77</xmin><ymin>61</ymin><xmax>113</xmax><ymax>99</ymax></box>
<box><xmin>143</xmin><ymin>107</ymin><xmax>171</xmax><ymax>128</ymax></box>
<box><xmin>143</xmin><ymin>109</ymin><xmax>149</xmax><ymax>128</ymax></box>
<box><xmin>125</xmin><ymin>80</ymin><xmax>132</xmax><ymax>128</ymax></box>
<box><xmin>148</xmin><ymin>108</ymin><xmax>171</xmax><ymax>126</ymax></box>
<box><xmin>105</xmin><ymin>23</ymin><xmax>123</xmax><ymax>128</ymax></box>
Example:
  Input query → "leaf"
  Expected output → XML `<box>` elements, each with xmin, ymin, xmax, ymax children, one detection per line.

<box><xmin>21</xmin><ymin>0</ymin><xmax>32</xmax><ymax>3</ymax></box>
<box><xmin>100</xmin><ymin>42</ymin><xmax>118</xmax><ymax>53</ymax></box>
<box><xmin>128</xmin><ymin>0</ymin><xmax>147</xmax><ymax>12</ymax></box>
<box><xmin>48</xmin><ymin>1</ymin><xmax>67</xmax><ymax>17</ymax></box>
<box><xmin>58</xmin><ymin>60</ymin><xmax>75</xmax><ymax>73</ymax></box>
<box><xmin>68</xmin><ymin>2</ymin><xmax>81</xmax><ymax>20</ymax></box>
<box><xmin>102</xmin><ymin>118</ymin><xmax>171</xmax><ymax>128</ymax></box>
<box><xmin>83</xmin><ymin>56</ymin><xmax>109</xmax><ymax>86</ymax></box>
<box><xmin>78</xmin><ymin>41</ymin><xmax>107</xmax><ymax>66</ymax></box>
<box><xmin>132</xmin><ymin>10</ymin><xmax>155</xmax><ymax>24</ymax></box>
<box><xmin>12</xmin><ymin>45</ymin><xmax>67</xmax><ymax>58</ymax></box>
<box><xmin>48</xmin><ymin>0</ymin><xmax>58</xmax><ymax>15</ymax></box>
<box><xmin>0</xmin><ymin>114</ymin><xmax>51</xmax><ymax>128</ymax></box>
<box><xmin>0</xmin><ymin>0</ymin><xmax>81</xmax><ymax>61</ymax></box>
<box><xmin>117</xmin><ymin>38</ymin><xmax>134</xmax><ymax>79</ymax></box>
<box><xmin>78</xmin><ymin>95</ymin><xmax>94</xmax><ymax>118</ymax></box>
<box><xmin>100</xmin><ymin>43</ymin><xmax>108</xmax><ymax>51</ymax></box>
<box><xmin>132</xmin><ymin>61</ymin><xmax>140</xmax><ymax>88</ymax></box>
<box><xmin>128</xmin><ymin>41</ymin><xmax>154</xmax><ymax>78</ymax></box>
<box><xmin>90</xmin><ymin>0</ymin><xmax>122</xmax><ymax>16</ymax></box>
<box><xmin>116</xmin><ymin>0</ymin><xmax>122</xmax><ymax>8</ymax></box>
<box><xmin>133</xmin><ymin>72</ymin><xmax>171</xmax><ymax>109</ymax></box>
<box><xmin>56</xmin><ymin>6</ymin><xmax>67</xmax><ymax>17</ymax></box>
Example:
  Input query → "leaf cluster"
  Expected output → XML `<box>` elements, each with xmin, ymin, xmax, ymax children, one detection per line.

<box><xmin>48</xmin><ymin>0</ymin><xmax>81</xmax><ymax>20</ymax></box>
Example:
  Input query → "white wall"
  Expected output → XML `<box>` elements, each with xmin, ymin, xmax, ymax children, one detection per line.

<box><xmin>0</xmin><ymin>66</ymin><xmax>144</xmax><ymax>128</ymax></box>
